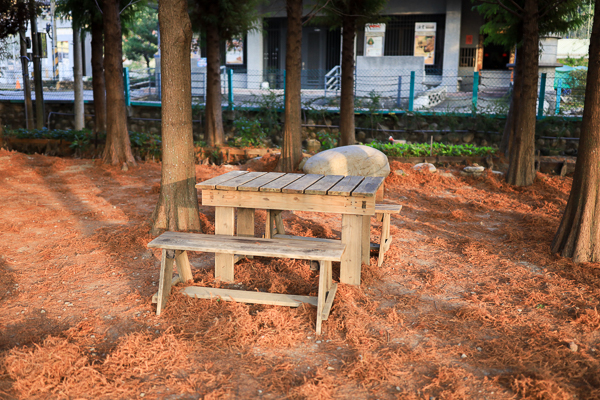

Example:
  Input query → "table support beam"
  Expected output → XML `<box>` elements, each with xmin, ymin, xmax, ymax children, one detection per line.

<box><xmin>215</xmin><ymin>207</ymin><xmax>235</xmax><ymax>282</ymax></box>
<box><xmin>341</xmin><ymin>214</ymin><xmax>363</xmax><ymax>285</ymax></box>
<box><xmin>361</xmin><ymin>215</ymin><xmax>371</xmax><ymax>265</ymax></box>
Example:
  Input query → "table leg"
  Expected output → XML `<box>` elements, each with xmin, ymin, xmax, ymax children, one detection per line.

<box><xmin>237</xmin><ymin>208</ymin><xmax>255</xmax><ymax>259</ymax></box>
<box><xmin>340</xmin><ymin>214</ymin><xmax>363</xmax><ymax>285</ymax></box>
<box><xmin>215</xmin><ymin>206</ymin><xmax>235</xmax><ymax>282</ymax></box>
<box><xmin>361</xmin><ymin>215</ymin><xmax>371</xmax><ymax>265</ymax></box>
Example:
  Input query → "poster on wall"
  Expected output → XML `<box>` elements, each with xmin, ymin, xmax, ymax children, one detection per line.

<box><xmin>226</xmin><ymin>39</ymin><xmax>244</xmax><ymax>65</ymax></box>
<box><xmin>365</xmin><ymin>23</ymin><xmax>386</xmax><ymax>57</ymax></box>
<box><xmin>414</xmin><ymin>22</ymin><xmax>436</xmax><ymax>65</ymax></box>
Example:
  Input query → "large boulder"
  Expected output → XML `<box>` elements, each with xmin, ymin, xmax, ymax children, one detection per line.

<box><xmin>302</xmin><ymin>145</ymin><xmax>390</xmax><ymax>177</ymax></box>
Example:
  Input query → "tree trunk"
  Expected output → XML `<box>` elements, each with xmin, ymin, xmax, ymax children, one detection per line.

<box><xmin>73</xmin><ymin>21</ymin><xmax>85</xmax><ymax>131</ymax></box>
<box><xmin>505</xmin><ymin>0</ymin><xmax>538</xmax><ymax>186</ymax></box>
<box><xmin>102</xmin><ymin>0</ymin><xmax>136</xmax><ymax>166</ymax></box>
<box><xmin>339</xmin><ymin>15</ymin><xmax>356</xmax><ymax>146</ymax></box>
<box><xmin>19</xmin><ymin>29</ymin><xmax>34</xmax><ymax>130</ymax></box>
<box><xmin>552</xmin><ymin>0</ymin><xmax>600</xmax><ymax>263</ymax></box>
<box><xmin>151</xmin><ymin>0</ymin><xmax>201</xmax><ymax>235</ymax></box>
<box><xmin>91</xmin><ymin>17</ymin><xmax>107</xmax><ymax>134</ymax></box>
<box><xmin>204</xmin><ymin>14</ymin><xmax>224</xmax><ymax>147</ymax></box>
<box><xmin>279</xmin><ymin>0</ymin><xmax>303</xmax><ymax>172</ymax></box>
<box><xmin>30</xmin><ymin>0</ymin><xmax>44</xmax><ymax>129</ymax></box>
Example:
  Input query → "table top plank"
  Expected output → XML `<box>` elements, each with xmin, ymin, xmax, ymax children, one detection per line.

<box><xmin>260</xmin><ymin>173</ymin><xmax>305</xmax><ymax>192</ymax></box>
<box><xmin>351</xmin><ymin>176</ymin><xmax>386</xmax><ymax>197</ymax></box>
<box><xmin>280</xmin><ymin>174</ymin><xmax>324</xmax><ymax>193</ymax></box>
<box><xmin>215</xmin><ymin>172</ymin><xmax>267</xmax><ymax>190</ymax></box>
<box><xmin>304</xmin><ymin>175</ymin><xmax>345</xmax><ymax>195</ymax></box>
<box><xmin>238</xmin><ymin>172</ymin><xmax>286</xmax><ymax>191</ymax></box>
<box><xmin>328</xmin><ymin>176</ymin><xmax>365</xmax><ymax>196</ymax></box>
<box><xmin>195</xmin><ymin>171</ymin><xmax>249</xmax><ymax>190</ymax></box>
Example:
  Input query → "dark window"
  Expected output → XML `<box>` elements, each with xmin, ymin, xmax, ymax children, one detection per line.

<box><xmin>459</xmin><ymin>47</ymin><xmax>476</xmax><ymax>67</ymax></box>
<box><xmin>482</xmin><ymin>42</ymin><xmax>510</xmax><ymax>70</ymax></box>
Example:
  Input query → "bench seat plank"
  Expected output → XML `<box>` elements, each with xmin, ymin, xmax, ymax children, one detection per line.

<box><xmin>280</xmin><ymin>174</ymin><xmax>323</xmax><ymax>193</ymax></box>
<box><xmin>375</xmin><ymin>204</ymin><xmax>402</xmax><ymax>214</ymax></box>
<box><xmin>260</xmin><ymin>173</ymin><xmax>304</xmax><ymax>192</ymax></box>
<box><xmin>304</xmin><ymin>175</ymin><xmax>344</xmax><ymax>195</ymax></box>
<box><xmin>195</xmin><ymin>171</ymin><xmax>249</xmax><ymax>190</ymax></box>
<box><xmin>180</xmin><ymin>286</ymin><xmax>318</xmax><ymax>307</ymax></box>
<box><xmin>216</xmin><ymin>172</ymin><xmax>267</xmax><ymax>190</ymax></box>
<box><xmin>352</xmin><ymin>177</ymin><xmax>385</xmax><ymax>197</ymax></box>
<box><xmin>238</xmin><ymin>172</ymin><xmax>286</xmax><ymax>191</ymax></box>
<box><xmin>328</xmin><ymin>176</ymin><xmax>364</xmax><ymax>196</ymax></box>
<box><xmin>148</xmin><ymin>232</ymin><xmax>345</xmax><ymax>262</ymax></box>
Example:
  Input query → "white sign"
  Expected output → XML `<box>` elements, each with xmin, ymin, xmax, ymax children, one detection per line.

<box><xmin>414</xmin><ymin>22</ymin><xmax>436</xmax><ymax>65</ymax></box>
<box><xmin>226</xmin><ymin>39</ymin><xmax>244</xmax><ymax>65</ymax></box>
<box><xmin>365</xmin><ymin>23</ymin><xmax>386</xmax><ymax>57</ymax></box>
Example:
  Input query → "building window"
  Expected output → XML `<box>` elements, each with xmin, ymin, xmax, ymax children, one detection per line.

<box><xmin>459</xmin><ymin>48</ymin><xmax>476</xmax><ymax>67</ymax></box>
<box><xmin>57</xmin><ymin>41</ymin><xmax>69</xmax><ymax>63</ymax></box>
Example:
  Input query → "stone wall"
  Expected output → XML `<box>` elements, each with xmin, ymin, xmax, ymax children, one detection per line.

<box><xmin>0</xmin><ymin>100</ymin><xmax>582</xmax><ymax>157</ymax></box>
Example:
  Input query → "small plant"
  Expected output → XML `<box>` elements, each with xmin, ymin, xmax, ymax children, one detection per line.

<box><xmin>366</xmin><ymin>141</ymin><xmax>497</xmax><ymax>158</ymax></box>
<box><xmin>232</xmin><ymin>117</ymin><xmax>267</xmax><ymax>147</ymax></box>
<box><xmin>316</xmin><ymin>130</ymin><xmax>337</xmax><ymax>150</ymax></box>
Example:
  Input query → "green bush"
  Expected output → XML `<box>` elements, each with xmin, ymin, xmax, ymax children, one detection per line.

<box><xmin>366</xmin><ymin>141</ymin><xmax>497</xmax><ymax>158</ymax></box>
<box><xmin>232</xmin><ymin>117</ymin><xmax>267</xmax><ymax>147</ymax></box>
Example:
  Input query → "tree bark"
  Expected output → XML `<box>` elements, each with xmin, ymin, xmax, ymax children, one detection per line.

<box><xmin>279</xmin><ymin>0</ymin><xmax>303</xmax><ymax>172</ymax></box>
<box><xmin>102</xmin><ymin>0</ymin><xmax>136</xmax><ymax>166</ymax></box>
<box><xmin>29</xmin><ymin>0</ymin><xmax>44</xmax><ymax>129</ymax></box>
<box><xmin>339</xmin><ymin>15</ymin><xmax>356</xmax><ymax>146</ymax></box>
<box><xmin>505</xmin><ymin>0</ymin><xmax>538</xmax><ymax>187</ymax></box>
<box><xmin>151</xmin><ymin>0</ymin><xmax>201</xmax><ymax>235</ymax></box>
<box><xmin>91</xmin><ymin>16</ymin><xmax>107</xmax><ymax>134</ymax></box>
<box><xmin>552</xmin><ymin>0</ymin><xmax>600</xmax><ymax>263</ymax></box>
<box><xmin>19</xmin><ymin>28</ymin><xmax>34</xmax><ymax>130</ymax></box>
<box><xmin>73</xmin><ymin>20</ymin><xmax>85</xmax><ymax>131</ymax></box>
<box><xmin>204</xmin><ymin>11</ymin><xmax>224</xmax><ymax>147</ymax></box>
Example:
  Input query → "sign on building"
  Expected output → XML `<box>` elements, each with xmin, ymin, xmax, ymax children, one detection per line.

<box><xmin>226</xmin><ymin>39</ymin><xmax>244</xmax><ymax>65</ymax></box>
<box><xmin>365</xmin><ymin>23</ymin><xmax>386</xmax><ymax>57</ymax></box>
<box><xmin>414</xmin><ymin>22</ymin><xmax>436</xmax><ymax>65</ymax></box>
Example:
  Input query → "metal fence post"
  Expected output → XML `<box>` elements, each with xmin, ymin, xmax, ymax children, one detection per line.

<box><xmin>228</xmin><ymin>68</ymin><xmax>234</xmax><ymax>110</ymax></box>
<box><xmin>555</xmin><ymin>78</ymin><xmax>562</xmax><ymax>115</ymax></box>
<box><xmin>538</xmin><ymin>72</ymin><xmax>547</xmax><ymax>117</ymax></box>
<box><xmin>123</xmin><ymin>67</ymin><xmax>131</xmax><ymax>107</ymax></box>
<box><xmin>408</xmin><ymin>71</ymin><xmax>415</xmax><ymax>112</ymax></box>
<box><xmin>397</xmin><ymin>76</ymin><xmax>402</xmax><ymax>108</ymax></box>
<box><xmin>472</xmin><ymin>71</ymin><xmax>479</xmax><ymax>114</ymax></box>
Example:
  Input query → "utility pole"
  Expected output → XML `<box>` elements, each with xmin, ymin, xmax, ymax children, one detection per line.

<box><xmin>73</xmin><ymin>20</ymin><xmax>84</xmax><ymax>130</ymax></box>
<box><xmin>51</xmin><ymin>0</ymin><xmax>59</xmax><ymax>81</ymax></box>
<box><xmin>29</xmin><ymin>0</ymin><xmax>45</xmax><ymax>129</ymax></box>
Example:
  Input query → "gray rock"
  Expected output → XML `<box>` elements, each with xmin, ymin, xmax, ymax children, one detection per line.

<box><xmin>306</xmin><ymin>138</ymin><xmax>321</xmax><ymax>153</ymax></box>
<box><xmin>429</xmin><ymin>123</ymin><xmax>438</xmax><ymax>130</ymax></box>
<box><xmin>357</xmin><ymin>131</ymin><xmax>367</xmax><ymax>141</ymax></box>
<box><xmin>412</xmin><ymin>163</ymin><xmax>436</xmax><ymax>173</ymax></box>
<box><xmin>303</xmin><ymin>145</ymin><xmax>390</xmax><ymax>177</ymax></box>
<box><xmin>462</xmin><ymin>132</ymin><xmax>475</xmax><ymax>143</ymax></box>
<box><xmin>433</xmin><ymin>134</ymin><xmax>443</xmax><ymax>142</ymax></box>
<box><xmin>463</xmin><ymin>165</ymin><xmax>485</xmax><ymax>173</ymax></box>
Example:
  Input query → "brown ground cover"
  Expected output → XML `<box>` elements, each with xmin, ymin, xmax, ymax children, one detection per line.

<box><xmin>0</xmin><ymin>148</ymin><xmax>599</xmax><ymax>399</ymax></box>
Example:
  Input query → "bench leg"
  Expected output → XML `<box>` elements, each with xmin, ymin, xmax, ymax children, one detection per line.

<box><xmin>157</xmin><ymin>249</ymin><xmax>175</xmax><ymax>315</ymax></box>
<box><xmin>215</xmin><ymin>206</ymin><xmax>235</xmax><ymax>282</ymax></box>
<box><xmin>175</xmin><ymin>250</ymin><xmax>193</xmax><ymax>282</ymax></box>
<box><xmin>273</xmin><ymin>210</ymin><xmax>285</xmax><ymax>235</ymax></box>
<box><xmin>378</xmin><ymin>213</ymin><xmax>392</xmax><ymax>267</ymax></box>
<box><xmin>341</xmin><ymin>214</ymin><xmax>363</xmax><ymax>285</ymax></box>
<box><xmin>265</xmin><ymin>210</ymin><xmax>284</xmax><ymax>239</ymax></box>
<box><xmin>316</xmin><ymin>260</ymin><xmax>332</xmax><ymax>335</ymax></box>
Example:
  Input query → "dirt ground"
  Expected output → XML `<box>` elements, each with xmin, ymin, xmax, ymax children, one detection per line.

<box><xmin>0</xmin><ymin>148</ymin><xmax>599</xmax><ymax>400</ymax></box>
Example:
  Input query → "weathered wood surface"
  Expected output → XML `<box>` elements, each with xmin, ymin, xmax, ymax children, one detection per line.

<box><xmin>195</xmin><ymin>171</ymin><xmax>248</xmax><ymax>190</ymax></box>
<box><xmin>216</xmin><ymin>172</ymin><xmax>267</xmax><ymax>190</ymax></box>
<box><xmin>180</xmin><ymin>286</ymin><xmax>318</xmax><ymax>307</ymax></box>
<box><xmin>352</xmin><ymin>177</ymin><xmax>386</xmax><ymax>197</ymax></box>
<box><xmin>148</xmin><ymin>232</ymin><xmax>346</xmax><ymax>262</ymax></box>
<box><xmin>238</xmin><ymin>172</ymin><xmax>285</xmax><ymax>191</ymax></box>
<box><xmin>375</xmin><ymin>204</ymin><xmax>403</xmax><ymax>214</ymax></box>
<box><xmin>280</xmin><ymin>174</ymin><xmax>323</xmax><ymax>194</ymax></box>
<box><xmin>260</xmin><ymin>173</ymin><xmax>304</xmax><ymax>192</ymax></box>
<box><xmin>328</xmin><ymin>176</ymin><xmax>364</xmax><ymax>196</ymax></box>
<box><xmin>304</xmin><ymin>175</ymin><xmax>344</xmax><ymax>195</ymax></box>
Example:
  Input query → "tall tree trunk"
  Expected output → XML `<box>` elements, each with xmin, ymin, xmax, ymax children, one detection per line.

<box><xmin>19</xmin><ymin>29</ymin><xmax>34</xmax><ymax>130</ymax></box>
<box><xmin>339</xmin><ymin>15</ymin><xmax>356</xmax><ymax>146</ymax></box>
<box><xmin>279</xmin><ymin>0</ymin><xmax>303</xmax><ymax>172</ymax></box>
<box><xmin>506</xmin><ymin>0</ymin><xmax>538</xmax><ymax>187</ymax></box>
<box><xmin>73</xmin><ymin>20</ymin><xmax>85</xmax><ymax>131</ymax></box>
<box><xmin>30</xmin><ymin>0</ymin><xmax>44</xmax><ymax>129</ymax></box>
<box><xmin>204</xmin><ymin>14</ymin><xmax>224</xmax><ymax>147</ymax></box>
<box><xmin>91</xmin><ymin>17</ymin><xmax>107</xmax><ymax>134</ymax></box>
<box><xmin>552</xmin><ymin>0</ymin><xmax>600</xmax><ymax>263</ymax></box>
<box><xmin>102</xmin><ymin>0</ymin><xmax>136</xmax><ymax>166</ymax></box>
<box><xmin>151</xmin><ymin>0</ymin><xmax>201</xmax><ymax>235</ymax></box>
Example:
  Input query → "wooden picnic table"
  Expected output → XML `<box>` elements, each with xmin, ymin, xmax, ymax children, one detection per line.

<box><xmin>196</xmin><ymin>171</ymin><xmax>385</xmax><ymax>285</ymax></box>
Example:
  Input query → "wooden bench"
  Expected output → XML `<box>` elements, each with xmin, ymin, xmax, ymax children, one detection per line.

<box><xmin>147</xmin><ymin>231</ymin><xmax>346</xmax><ymax>334</ymax></box>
